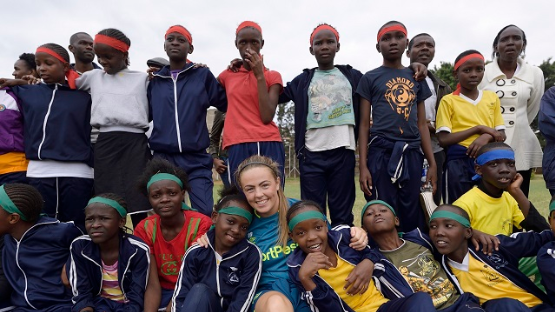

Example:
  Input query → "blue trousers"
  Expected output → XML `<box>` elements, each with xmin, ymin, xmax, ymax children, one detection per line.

<box><xmin>299</xmin><ymin>147</ymin><xmax>355</xmax><ymax>227</ymax></box>
<box><xmin>179</xmin><ymin>283</ymin><xmax>223</xmax><ymax>312</ymax></box>
<box><xmin>443</xmin><ymin>145</ymin><xmax>476</xmax><ymax>204</ymax></box>
<box><xmin>378</xmin><ymin>292</ymin><xmax>436</xmax><ymax>312</ymax></box>
<box><xmin>482</xmin><ymin>298</ymin><xmax>554</xmax><ymax>312</ymax></box>
<box><xmin>441</xmin><ymin>292</ymin><xmax>484</xmax><ymax>312</ymax></box>
<box><xmin>366</xmin><ymin>144</ymin><xmax>425</xmax><ymax>232</ymax></box>
<box><xmin>227</xmin><ymin>141</ymin><xmax>285</xmax><ymax>187</ymax></box>
<box><xmin>154</xmin><ymin>152</ymin><xmax>214</xmax><ymax>217</ymax></box>
<box><xmin>29</xmin><ymin>177</ymin><xmax>93</xmax><ymax>231</ymax></box>
<box><xmin>0</xmin><ymin>171</ymin><xmax>28</xmax><ymax>185</ymax></box>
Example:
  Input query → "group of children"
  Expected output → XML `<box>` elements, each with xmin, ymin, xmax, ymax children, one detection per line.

<box><xmin>0</xmin><ymin>18</ymin><xmax>554</xmax><ymax>312</ymax></box>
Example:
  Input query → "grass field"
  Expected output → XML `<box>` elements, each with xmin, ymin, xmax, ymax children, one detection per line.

<box><xmin>213</xmin><ymin>174</ymin><xmax>553</xmax><ymax>226</ymax></box>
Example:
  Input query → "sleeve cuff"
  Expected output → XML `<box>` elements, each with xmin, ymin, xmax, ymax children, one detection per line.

<box><xmin>436</xmin><ymin>126</ymin><xmax>451</xmax><ymax>134</ymax></box>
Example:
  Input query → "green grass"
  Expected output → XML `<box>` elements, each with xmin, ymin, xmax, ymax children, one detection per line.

<box><xmin>213</xmin><ymin>174</ymin><xmax>552</xmax><ymax>226</ymax></box>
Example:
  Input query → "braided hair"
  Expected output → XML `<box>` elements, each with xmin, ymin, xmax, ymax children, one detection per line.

<box><xmin>97</xmin><ymin>28</ymin><xmax>131</xmax><ymax>65</ymax></box>
<box><xmin>3</xmin><ymin>183</ymin><xmax>43</xmax><ymax>223</ymax></box>
<box><xmin>38</xmin><ymin>43</ymin><xmax>70</xmax><ymax>63</ymax></box>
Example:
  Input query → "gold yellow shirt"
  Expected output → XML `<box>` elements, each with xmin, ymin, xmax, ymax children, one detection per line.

<box><xmin>318</xmin><ymin>254</ymin><xmax>389</xmax><ymax>312</ymax></box>
<box><xmin>454</xmin><ymin>187</ymin><xmax>524</xmax><ymax>236</ymax></box>
<box><xmin>0</xmin><ymin>152</ymin><xmax>28</xmax><ymax>175</ymax></box>
<box><xmin>448</xmin><ymin>253</ymin><xmax>542</xmax><ymax>307</ymax></box>
<box><xmin>436</xmin><ymin>91</ymin><xmax>505</xmax><ymax>148</ymax></box>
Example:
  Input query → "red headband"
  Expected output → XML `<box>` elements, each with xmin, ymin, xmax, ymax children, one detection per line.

<box><xmin>165</xmin><ymin>25</ymin><xmax>193</xmax><ymax>44</ymax></box>
<box><xmin>310</xmin><ymin>25</ymin><xmax>339</xmax><ymax>45</ymax></box>
<box><xmin>35</xmin><ymin>47</ymin><xmax>79</xmax><ymax>89</ymax></box>
<box><xmin>454</xmin><ymin>53</ymin><xmax>484</xmax><ymax>71</ymax></box>
<box><xmin>36</xmin><ymin>47</ymin><xmax>68</xmax><ymax>65</ymax></box>
<box><xmin>377</xmin><ymin>24</ymin><xmax>407</xmax><ymax>42</ymax></box>
<box><xmin>236</xmin><ymin>21</ymin><xmax>262</xmax><ymax>35</ymax></box>
<box><xmin>94</xmin><ymin>34</ymin><xmax>129</xmax><ymax>52</ymax></box>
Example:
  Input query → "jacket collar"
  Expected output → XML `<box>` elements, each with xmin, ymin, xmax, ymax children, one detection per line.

<box><xmin>484</xmin><ymin>57</ymin><xmax>534</xmax><ymax>84</ymax></box>
<box><xmin>154</xmin><ymin>62</ymin><xmax>195</xmax><ymax>78</ymax></box>
<box><xmin>427</xmin><ymin>71</ymin><xmax>449</xmax><ymax>88</ymax></box>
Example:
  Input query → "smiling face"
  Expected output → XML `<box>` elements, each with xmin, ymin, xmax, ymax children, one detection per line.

<box><xmin>310</xmin><ymin>29</ymin><xmax>339</xmax><ymax>68</ymax></box>
<box><xmin>475</xmin><ymin>152</ymin><xmax>517</xmax><ymax>192</ymax></box>
<box><xmin>148</xmin><ymin>179</ymin><xmax>185</xmax><ymax>219</ymax></box>
<box><xmin>94</xmin><ymin>43</ymin><xmax>127</xmax><ymax>75</ymax></box>
<box><xmin>496</xmin><ymin>26</ymin><xmax>525</xmax><ymax>62</ymax></box>
<box><xmin>377</xmin><ymin>28</ymin><xmax>408</xmax><ymax>62</ymax></box>
<box><xmin>239</xmin><ymin>166</ymin><xmax>280</xmax><ymax>217</ymax></box>
<box><xmin>212</xmin><ymin>200</ymin><xmax>251</xmax><ymax>254</ymax></box>
<box><xmin>362</xmin><ymin>203</ymin><xmax>399</xmax><ymax>236</ymax></box>
<box><xmin>35</xmin><ymin>52</ymin><xmax>68</xmax><ymax>84</ymax></box>
<box><xmin>289</xmin><ymin>207</ymin><xmax>329</xmax><ymax>255</ymax></box>
<box><xmin>164</xmin><ymin>32</ymin><xmax>193</xmax><ymax>63</ymax></box>
<box><xmin>407</xmin><ymin>35</ymin><xmax>435</xmax><ymax>67</ymax></box>
<box><xmin>455</xmin><ymin>58</ymin><xmax>485</xmax><ymax>93</ymax></box>
<box><xmin>70</xmin><ymin>33</ymin><xmax>95</xmax><ymax>64</ymax></box>
<box><xmin>84</xmin><ymin>203</ymin><xmax>124</xmax><ymax>245</ymax></box>
<box><xmin>13</xmin><ymin>59</ymin><xmax>34</xmax><ymax>79</ymax></box>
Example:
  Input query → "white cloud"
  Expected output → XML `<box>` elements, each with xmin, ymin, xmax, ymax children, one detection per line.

<box><xmin>1</xmin><ymin>0</ymin><xmax>553</xmax><ymax>81</ymax></box>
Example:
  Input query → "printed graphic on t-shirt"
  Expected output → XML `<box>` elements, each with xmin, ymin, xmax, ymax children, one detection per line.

<box><xmin>385</xmin><ymin>77</ymin><xmax>416</xmax><ymax>122</ymax></box>
<box><xmin>394</xmin><ymin>249</ymin><xmax>455</xmax><ymax>307</ymax></box>
<box><xmin>159</xmin><ymin>253</ymin><xmax>182</xmax><ymax>276</ymax></box>
<box><xmin>309</xmin><ymin>74</ymin><xmax>351</xmax><ymax>121</ymax></box>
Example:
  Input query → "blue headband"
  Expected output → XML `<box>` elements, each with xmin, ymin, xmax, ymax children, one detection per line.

<box><xmin>472</xmin><ymin>149</ymin><xmax>515</xmax><ymax>181</ymax></box>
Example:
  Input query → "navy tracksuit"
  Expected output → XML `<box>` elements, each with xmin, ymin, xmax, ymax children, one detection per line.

<box><xmin>149</xmin><ymin>63</ymin><xmax>227</xmax><ymax>216</ymax></box>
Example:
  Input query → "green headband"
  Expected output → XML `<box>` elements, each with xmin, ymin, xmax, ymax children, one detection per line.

<box><xmin>288</xmin><ymin>210</ymin><xmax>327</xmax><ymax>232</ymax></box>
<box><xmin>550</xmin><ymin>201</ymin><xmax>555</xmax><ymax>214</ymax></box>
<box><xmin>87</xmin><ymin>197</ymin><xmax>127</xmax><ymax>218</ymax></box>
<box><xmin>361</xmin><ymin>200</ymin><xmax>396</xmax><ymax>220</ymax></box>
<box><xmin>147</xmin><ymin>173</ymin><xmax>183</xmax><ymax>190</ymax></box>
<box><xmin>0</xmin><ymin>185</ymin><xmax>28</xmax><ymax>221</ymax></box>
<box><xmin>429</xmin><ymin>210</ymin><xmax>470</xmax><ymax>228</ymax></box>
<box><xmin>219</xmin><ymin>206</ymin><xmax>253</xmax><ymax>224</ymax></box>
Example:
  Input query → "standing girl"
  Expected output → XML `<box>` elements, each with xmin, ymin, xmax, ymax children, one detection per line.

<box><xmin>76</xmin><ymin>28</ymin><xmax>151</xmax><ymax>226</ymax></box>
<box><xmin>149</xmin><ymin>25</ymin><xmax>227</xmax><ymax>216</ymax></box>
<box><xmin>171</xmin><ymin>187</ymin><xmax>261</xmax><ymax>312</ymax></box>
<box><xmin>218</xmin><ymin>21</ymin><xmax>285</xmax><ymax>184</ymax></box>
<box><xmin>68</xmin><ymin>193</ymin><xmax>151</xmax><ymax>312</ymax></box>
<box><xmin>436</xmin><ymin>50</ymin><xmax>506</xmax><ymax>204</ymax></box>
<box><xmin>480</xmin><ymin>25</ymin><xmax>544</xmax><ymax>197</ymax></box>
<box><xmin>134</xmin><ymin>158</ymin><xmax>212</xmax><ymax>310</ymax></box>
<box><xmin>0</xmin><ymin>43</ymin><xmax>94</xmax><ymax>229</ymax></box>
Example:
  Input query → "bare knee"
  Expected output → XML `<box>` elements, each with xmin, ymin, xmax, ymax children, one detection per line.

<box><xmin>255</xmin><ymin>291</ymin><xmax>294</xmax><ymax>312</ymax></box>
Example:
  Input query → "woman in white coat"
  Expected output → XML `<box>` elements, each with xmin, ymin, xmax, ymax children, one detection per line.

<box><xmin>479</xmin><ymin>24</ymin><xmax>544</xmax><ymax>196</ymax></box>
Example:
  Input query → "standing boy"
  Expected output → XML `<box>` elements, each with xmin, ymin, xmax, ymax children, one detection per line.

<box><xmin>279</xmin><ymin>24</ymin><xmax>362</xmax><ymax>227</ymax></box>
<box><xmin>357</xmin><ymin>21</ymin><xmax>436</xmax><ymax>232</ymax></box>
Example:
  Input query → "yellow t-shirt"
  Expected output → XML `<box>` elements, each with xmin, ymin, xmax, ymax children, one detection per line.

<box><xmin>454</xmin><ymin>187</ymin><xmax>524</xmax><ymax>235</ymax></box>
<box><xmin>318</xmin><ymin>254</ymin><xmax>389</xmax><ymax>312</ymax></box>
<box><xmin>436</xmin><ymin>91</ymin><xmax>505</xmax><ymax>147</ymax></box>
<box><xmin>448</xmin><ymin>253</ymin><xmax>542</xmax><ymax>307</ymax></box>
<box><xmin>0</xmin><ymin>152</ymin><xmax>28</xmax><ymax>175</ymax></box>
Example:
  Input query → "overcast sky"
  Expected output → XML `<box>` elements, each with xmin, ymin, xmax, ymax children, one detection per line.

<box><xmin>1</xmin><ymin>0</ymin><xmax>553</xmax><ymax>82</ymax></box>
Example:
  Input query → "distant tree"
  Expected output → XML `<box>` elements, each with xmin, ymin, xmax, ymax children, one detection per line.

<box><xmin>430</xmin><ymin>62</ymin><xmax>457</xmax><ymax>91</ymax></box>
<box><xmin>276</xmin><ymin>102</ymin><xmax>296</xmax><ymax>177</ymax></box>
<box><xmin>539</xmin><ymin>57</ymin><xmax>555</xmax><ymax>91</ymax></box>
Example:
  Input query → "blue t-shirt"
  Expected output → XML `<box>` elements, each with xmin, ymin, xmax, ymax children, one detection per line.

<box><xmin>356</xmin><ymin>66</ymin><xmax>431</xmax><ymax>142</ymax></box>
<box><xmin>247</xmin><ymin>211</ymin><xmax>298</xmax><ymax>288</ymax></box>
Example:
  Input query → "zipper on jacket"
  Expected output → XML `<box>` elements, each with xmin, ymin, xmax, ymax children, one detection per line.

<box><xmin>13</xmin><ymin>220</ymin><xmax>58</xmax><ymax>309</ymax></box>
<box><xmin>37</xmin><ymin>84</ymin><xmax>58</xmax><ymax>160</ymax></box>
<box><xmin>172</xmin><ymin>76</ymin><xmax>182</xmax><ymax>153</ymax></box>
<box><xmin>120</xmin><ymin>249</ymin><xmax>138</xmax><ymax>301</ymax></box>
<box><xmin>81</xmin><ymin>251</ymin><xmax>103</xmax><ymax>295</ymax></box>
